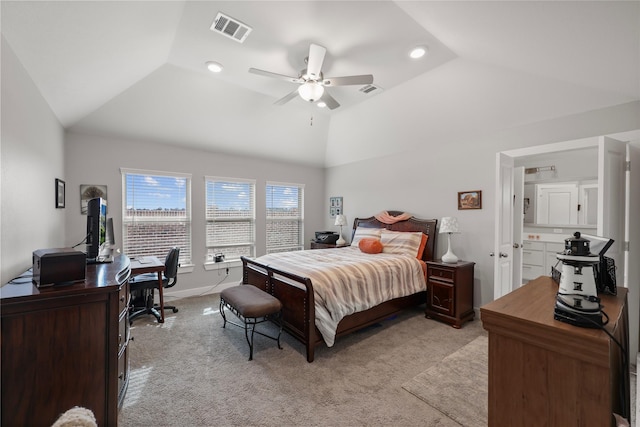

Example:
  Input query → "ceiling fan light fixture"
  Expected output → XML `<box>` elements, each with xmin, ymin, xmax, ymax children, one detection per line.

<box><xmin>206</xmin><ymin>61</ymin><xmax>224</xmax><ymax>73</ymax></box>
<box><xmin>298</xmin><ymin>81</ymin><xmax>324</xmax><ymax>102</ymax></box>
<box><xmin>409</xmin><ymin>46</ymin><xmax>428</xmax><ymax>59</ymax></box>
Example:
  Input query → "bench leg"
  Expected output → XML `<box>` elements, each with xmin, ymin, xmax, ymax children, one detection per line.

<box><xmin>220</xmin><ymin>298</ymin><xmax>227</xmax><ymax>328</ymax></box>
<box><xmin>219</xmin><ymin>299</ymin><xmax>282</xmax><ymax>361</ymax></box>
<box><xmin>246</xmin><ymin>320</ymin><xmax>255</xmax><ymax>361</ymax></box>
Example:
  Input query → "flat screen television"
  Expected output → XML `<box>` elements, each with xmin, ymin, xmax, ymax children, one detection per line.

<box><xmin>86</xmin><ymin>197</ymin><xmax>107</xmax><ymax>263</ymax></box>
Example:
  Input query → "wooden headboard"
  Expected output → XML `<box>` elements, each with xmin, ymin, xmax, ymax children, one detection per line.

<box><xmin>352</xmin><ymin>211</ymin><xmax>438</xmax><ymax>262</ymax></box>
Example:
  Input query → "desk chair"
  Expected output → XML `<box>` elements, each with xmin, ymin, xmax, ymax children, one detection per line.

<box><xmin>129</xmin><ymin>247</ymin><xmax>180</xmax><ymax>324</ymax></box>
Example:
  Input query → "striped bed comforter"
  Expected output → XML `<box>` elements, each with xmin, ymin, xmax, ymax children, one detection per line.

<box><xmin>255</xmin><ymin>246</ymin><xmax>427</xmax><ymax>347</ymax></box>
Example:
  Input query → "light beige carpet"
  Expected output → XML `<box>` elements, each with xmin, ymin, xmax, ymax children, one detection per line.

<box><xmin>118</xmin><ymin>293</ymin><xmax>486</xmax><ymax>426</ymax></box>
<box><xmin>402</xmin><ymin>335</ymin><xmax>488</xmax><ymax>427</ymax></box>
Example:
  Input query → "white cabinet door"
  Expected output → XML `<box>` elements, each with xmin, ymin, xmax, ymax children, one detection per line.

<box><xmin>536</xmin><ymin>183</ymin><xmax>578</xmax><ymax>225</ymax></box>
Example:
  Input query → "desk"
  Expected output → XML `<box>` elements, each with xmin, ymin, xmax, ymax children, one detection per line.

<box><xmin>130</xmin><ymin>256</ymin><xmax>166</xmax><ymax>322</ymax></box>
<box><xmin>481</xmin><ymin>276</ymin><xmax>629</xmax><ymax>426</ymax></box>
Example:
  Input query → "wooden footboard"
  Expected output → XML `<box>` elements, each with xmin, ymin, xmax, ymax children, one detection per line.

<box><xmin>242</xmin><ymin>256</ymin><xmax>426</xmax><ymax>362</ymax></box>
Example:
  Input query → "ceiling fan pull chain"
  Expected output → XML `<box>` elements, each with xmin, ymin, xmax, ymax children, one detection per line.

<box><xmin>310</xmin><ymin>115</ymin><xmax>313</xmax><ymax>126</ymax></box>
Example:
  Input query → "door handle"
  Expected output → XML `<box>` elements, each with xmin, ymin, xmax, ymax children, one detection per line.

<box><xmin>513</xmin><ymin>243</ymin><xmax>521</xmax><ymax>249</ymax></box>
<box><xmin>489</xmin><ymin>252</ymin><xmax>494</xmax><ymax>257</ymax></box>
<box><xmin>499</xmin><ymin>252</ymin><xmax>508</xmax><ymax>258</ymax></box>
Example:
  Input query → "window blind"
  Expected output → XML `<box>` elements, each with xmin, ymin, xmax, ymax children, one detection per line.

<box><xmin>205</xmin><ymin>177</ymin><xmax>255</xmax><ymax>261</ymax></box>
<box><xmin>121</xmin><ymin>169</ymin><xmax>192</xmax><ymax>265</ymax></box>
<box><xmin>266</xmin><ymin>182</ymin><xmax>304</xmax><ymax>254</ymax></box>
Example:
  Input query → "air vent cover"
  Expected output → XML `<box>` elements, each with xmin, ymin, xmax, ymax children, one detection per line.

<box><xmin>210</xmin><ymin>12</ymin><xmax>252</xmax><ymax>43</ymax></box>
<box><xmin>359</xmin><ymin>84</ymin><xmax>382</xmax><ymax>95</ymax></box>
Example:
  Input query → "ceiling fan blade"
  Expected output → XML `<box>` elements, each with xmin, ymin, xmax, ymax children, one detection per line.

<box><xmin>274</xmin><ymin>89</ymin><xmax>300</xmax><ymax>106</ymax></box>
<box><xmin>306</xmin><ymin>44</ymin><xmax>326</xmax><ymax>80</ymax></box>
<box><xmin>322</xmin><ymin>74</ymin><xmax>374</xmax><ymax>87</ymax></box>
<box><xmin>249</xmin><ymin>68</ymin><xmax>302</xmax><ymax>84</ymax></box>
<box><xmin>320</xmin><ymin>91</ymin><xmax>340</xmax><ymax>110</ymax></box>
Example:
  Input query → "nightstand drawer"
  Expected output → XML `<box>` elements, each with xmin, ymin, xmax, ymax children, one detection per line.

<box><xmin>428</xmin><ymin>267</ymin><xmax>455</xmax><ymax>283</ymax></box>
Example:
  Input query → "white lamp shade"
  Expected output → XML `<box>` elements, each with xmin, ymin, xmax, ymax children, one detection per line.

<box><xmin>439</xmin><ymin>217</ymin><xmax>460</xmax><ymax>234</ymax></box>
<box><xmin>440</xmin><ymin>217</ymin><xmax>460</xmax><ymax>263</ymax></box>
<box><xmin>334</xmin><ymin>214</ymin><xmax>347</xmax><ymax>226</ymax></box>
<box><xmin>298</xmin><ymin>81</ymin><xmax>324</xmax><ymax>102</ymax></box>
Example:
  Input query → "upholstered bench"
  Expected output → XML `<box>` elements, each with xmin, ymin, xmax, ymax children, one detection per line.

<box><xmin>219</xmin><ymin>285</ymin><xmax>283</xmax><ymax>360</ymax></box>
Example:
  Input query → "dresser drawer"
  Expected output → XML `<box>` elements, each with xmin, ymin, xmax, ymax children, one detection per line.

<box><xmin>117</xmin><ymin>344</ymin><xmax>129</xmax><ymax>407</ymax></box>
<box><xmin>118</xmin><ymin>282</ymin><xmax>130</xmax><ymax>315</ymax></box>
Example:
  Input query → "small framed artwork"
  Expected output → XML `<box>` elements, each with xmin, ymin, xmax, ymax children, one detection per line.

<box><xmin>55</xmin><ymin>179</ymin><xmax>65</xmax><ymax>208</ymax></box>
<box><xmin>458</xmin><ymin>190</ymin><xmax>482</xmax><ymax>210</ymax></box>
<box><xmin>329</xmin><ymin>196</ymin><xmax>343</xmax><ymax>218</ymax></box>
<box><xmin>80</xmin><ymin>184</ymin><xmax>108</xmax><ymax>214</ymax></box>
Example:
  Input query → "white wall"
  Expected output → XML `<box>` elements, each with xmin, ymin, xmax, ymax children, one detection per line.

<box><xmin>325</xmin><ymin>98</ymin><xmax>640</xmax><ymax>311</ymax></box>
<box><xmin>1</xmin><ymin>36</ymin><xmax>66</xmax><ymax>284</ymax></box>
<box><xmin>64</xmin><ymin>132</ymin><xmax>325</xmax><ymax>295</ymax></box>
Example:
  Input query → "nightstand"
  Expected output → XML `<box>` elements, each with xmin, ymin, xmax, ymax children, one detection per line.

<box><xmin>310</xmin><ymin>241</ymin><xmax>349</xmax><ymax>249</ymax></box>
<box><xmin>425</xmin><ymin>260</ymin><xmax>475</xmax><ymax>328</ymax></box>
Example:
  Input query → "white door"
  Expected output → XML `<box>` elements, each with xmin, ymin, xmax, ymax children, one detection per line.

<box><xmin>536</xmin><ymin>183</ymin><xmax>579</xmax><ymax>225</ymax></box>
<box><xmin>598</xmin><ymin>136</ymin><xmax>627</xmax><ymax>287</ymax></box>
<box><xmin>494</xmin><ymin>152</ymin><xmax>514</xmax><ymax>299</ymax></box>
<box><xmin>512</xmin><ymin>167</ymin><xmax>524</xmax><ymax>288</ymax></box>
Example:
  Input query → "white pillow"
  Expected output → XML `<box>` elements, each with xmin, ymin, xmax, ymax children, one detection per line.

<box><xmin>380</xmin><ymin>230</ymin><xmax>423</xmax><ymax>256</ymax></box>
<box><xmin>350</xmin><ymin>227</ymin><xmax>383</xmax><ymax>246</ymax></box>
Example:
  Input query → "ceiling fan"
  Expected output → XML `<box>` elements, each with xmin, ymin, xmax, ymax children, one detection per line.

<box><xmin>249</xmin><ymin>43</ymin><xmax>374</xmax><ymax>110</ymax></box>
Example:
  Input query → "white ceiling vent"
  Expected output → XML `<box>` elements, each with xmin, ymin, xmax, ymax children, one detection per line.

<box><xmin>359</xmin><ymin>84</ymin><xmax>383</xmax><ymax>95</ymax></box>
<box><xmin>210</xmin><ymin>12</ymin><xmax>252</xmax><ymax>43</ymax></box>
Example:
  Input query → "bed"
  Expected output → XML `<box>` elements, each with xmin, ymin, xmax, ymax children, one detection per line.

<box><xmin>241</xmin><ymin>211</ymin><xmax>438</xmax><ymax>362</ymax></box>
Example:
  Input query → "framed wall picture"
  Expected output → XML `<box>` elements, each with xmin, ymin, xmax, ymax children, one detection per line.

<box><xmin>458</xmin><ymin>190</ymin><xmax>482</xmax><ymax>210</ymax></box>
<box><xmin>80</xmin><ymin>184</ymin><xmax>108</xmax><ymax>214</ymax></box>
<box><xmin>55</xmin><ymin>179</ymin><xmax>65</xmax><ymax>208</ymax></box>
<box><xmin>329</xmin><ymin>196</ymin><xmax>343</xmax><ymax>218</ymax></box>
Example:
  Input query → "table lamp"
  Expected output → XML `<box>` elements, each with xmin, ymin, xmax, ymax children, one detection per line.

<box><xmin>334</xmin><ymin>214</ymin><xmax>347</xmax><ymax>245</ymax></box>
<box><xmin>439</xmin><ymin>217</ymin><xmax>460</xmax><ymax>263</ymax></box>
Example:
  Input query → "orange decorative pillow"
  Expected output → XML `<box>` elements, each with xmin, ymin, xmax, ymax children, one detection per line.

<box><xmin>417</xmin><ymin>233</ymin><xmax>429</xmax><ymax>259</ymax></box>
<box><xmin>358</xmin><ymin>238</ymin><xmax>384</xmax><ymax>254</ymax></box>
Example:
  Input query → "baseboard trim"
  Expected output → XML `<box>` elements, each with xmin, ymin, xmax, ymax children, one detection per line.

<box><xmin>164</xmin><ymin>281</ymin><xmax>239</xmax><ymax>300</ymax></box>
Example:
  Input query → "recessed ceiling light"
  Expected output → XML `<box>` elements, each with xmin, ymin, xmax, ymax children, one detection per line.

<box><xmin>317</xmin><ymin>102</ymin><xmax>327</xmax><ymax>108</ymax></box>
<box><xmin>206</xmin><ymin>61</ymin><xmax>223</xmax><ymax>73</ymax></box>
<box><xmin>409</xmin><ymin>46</ymin><xmax>428</xmax><ymax>59</ymax></box>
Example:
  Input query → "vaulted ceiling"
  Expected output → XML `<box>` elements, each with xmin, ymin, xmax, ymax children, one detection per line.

<box><xmin>2</xmin><ymin>1</ymin><xmax>639</xmax><ymax>166</ymax></box>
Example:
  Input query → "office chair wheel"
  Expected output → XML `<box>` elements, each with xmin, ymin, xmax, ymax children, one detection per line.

<box><xmin>172</xmin><ymin>308</ymin><xmax>179</xmax><ymax>313</ymax></box>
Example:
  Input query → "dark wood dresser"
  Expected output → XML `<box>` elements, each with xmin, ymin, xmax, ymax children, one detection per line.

<box><xmin>481</xmin><ymin>276</ymin><xmax>629</xmax><ymax>426</ymax></box>
<box><xmin>1</xmin><ymin>254</ymin><xmax>131</xmax><ymax>426</ymax></box>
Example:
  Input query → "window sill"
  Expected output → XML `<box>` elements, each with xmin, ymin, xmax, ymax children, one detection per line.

<box><xmin>178</xmin><ymin>264</ymin><xmax>195</xmax><ymax>274</ymax></box>
<box><xmin>203</xmin><ymin>259</ymin><xmax>242</xmax><ymax>271</ymax></box>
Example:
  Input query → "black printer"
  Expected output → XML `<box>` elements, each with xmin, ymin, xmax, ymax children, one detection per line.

<box><xmin>313</xmin><ymin>231</ymin><xmax>339</xmax><ymax>244</ymax></box>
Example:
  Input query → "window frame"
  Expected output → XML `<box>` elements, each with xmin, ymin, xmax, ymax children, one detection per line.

<box><xmin>265</xmin><ymin>181</ymin><xmax>305</xmax><ymax>254</ymax></box>
<box><xmin>204</xmin><ymin>176</ymin><xmax>256</xmax><ymax>265</ymax></box>
<box><xmin>121</xmin><ymin>168</ymin><xmax>193</xmax><ymax>268</ymax></box>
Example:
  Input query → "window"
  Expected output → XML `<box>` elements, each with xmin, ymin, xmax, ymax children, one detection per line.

<box><xmin>266</xmin><ymin>182</ymin><xmax>304</xmax><ymax>253</ymax></box>
<box><xmin>121</xmin><ymin>168</ymin><xmax>192</xmax><ymax>266</ymax></box>
<box><xmin>205</xmin><ymin>177</ymin><xmax>255</xmax><ymax>261</ymax></box>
